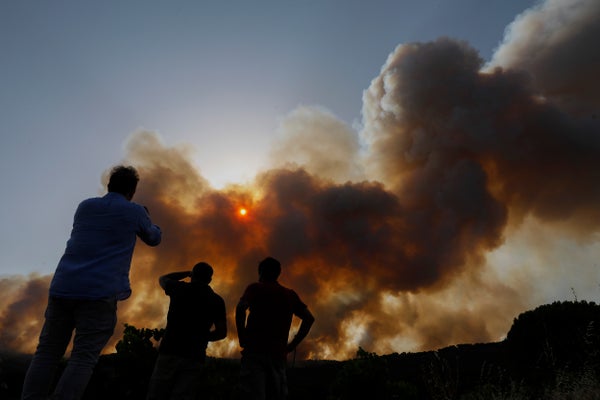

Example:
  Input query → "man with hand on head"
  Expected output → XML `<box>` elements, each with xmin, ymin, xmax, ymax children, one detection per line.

<box><xmin>22</xmin><ymin>165</ymin><xmax>162</xmax><ymax>400</ymax></box>
<box><xmin>236</xmin><ymin>256</ymin><xmax>315</xmax><ymax>400</ymax></box>
<box><xmin>146</xmin><ymin>262</ymin><xmax>227</xmax><ymax>400</ymax></box>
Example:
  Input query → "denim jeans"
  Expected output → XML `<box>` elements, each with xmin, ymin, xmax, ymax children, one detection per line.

<box><xmin>21</xmin><ymin>296</ymin><xmax>117</xmax><ymax>400</ymax></box>
<box><xmin>146</xmin><ymin>353</ymin><xmax>204</xmax><ymax>400</ymax></box>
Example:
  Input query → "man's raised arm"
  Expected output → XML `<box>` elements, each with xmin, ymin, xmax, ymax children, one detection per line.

<box><xmin>158</xmin><ymin>271</ymin><xmax>190</xmax><ymax>290</ymax></box>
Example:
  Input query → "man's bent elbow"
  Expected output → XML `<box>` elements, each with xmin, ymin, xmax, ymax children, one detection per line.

<box><xmin>303</xmin><ymin>309</ymin><xmax>315</xmax><ymax>325</ymax></box>
<box><xmin>141</xmin><ymin>227</ymin><xmax>162</xmax><ymax>246</ymax></box>
<box><xmin>235</xmin><ymin>302</ymin><xmax>248</xmax><ymax>316</ymax></box>
<box><xmin>147</xmin><ymin>232</ymin><xmax>162</xmax><ymax>246</ymax></box>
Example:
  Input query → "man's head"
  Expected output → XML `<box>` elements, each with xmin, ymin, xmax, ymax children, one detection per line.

<box><xmin>258</xmin><ymin>257</ymin><xmax>281</xmax><ymax>282</ymax></box>
<box><xmin>191</xmin><ymin>262</ymin><xmax>213</xmax><ymax>284</ymax></box>
<box><xmin>107</xmin><ymin>166</ymin><xmax>139</xmax><ymax>200</ymax></box>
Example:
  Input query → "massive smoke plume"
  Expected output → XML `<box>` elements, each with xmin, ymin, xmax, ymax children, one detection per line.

<box><xmin>1</xmin><ymin>0</ymin><xmax>599</xmax><ymax>360</ymax></box>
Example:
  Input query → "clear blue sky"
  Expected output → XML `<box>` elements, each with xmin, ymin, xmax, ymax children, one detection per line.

<box><xmin>0</xmin><ymin>0</ymin><xmax>538</xmax><ymax>276</ymax></box>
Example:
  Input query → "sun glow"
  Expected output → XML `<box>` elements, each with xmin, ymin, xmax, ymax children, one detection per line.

<box><xmin>238</xmin><ymin>208</ymin><xmax>248</xmax><ymax>216</ymax></box>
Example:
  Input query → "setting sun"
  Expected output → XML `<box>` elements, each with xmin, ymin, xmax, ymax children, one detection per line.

<box><xmin>239</xmin><ymin>208</ymin><xmax>248</xmax><ymax>216</ymax></box>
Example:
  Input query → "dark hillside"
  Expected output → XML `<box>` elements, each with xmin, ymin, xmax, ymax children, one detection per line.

<box><xmin>2</xmin><ymin>301</ymin><xmax>599</xmax><ymax>399</ymax></box>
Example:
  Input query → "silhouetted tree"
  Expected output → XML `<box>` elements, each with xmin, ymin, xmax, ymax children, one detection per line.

<box><xmin>504</xmin><ymin>301</ymin><xmax>600</xmax><ymax>387</ymax></box>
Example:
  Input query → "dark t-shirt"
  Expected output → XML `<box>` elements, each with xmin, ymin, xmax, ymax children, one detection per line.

<box><xmin>159</xmin><ymin>281</ymin><xmax>226</xmax><ymax>360</ymax></box>
<box><xmin>240</xmin><ymin>281</ymin><xmax>307</xmax><ymax>359</ymax></box>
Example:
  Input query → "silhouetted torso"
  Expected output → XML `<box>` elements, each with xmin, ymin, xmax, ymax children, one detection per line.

<box><xmin>241</xmin><ymin>281</ymin><xmax>306</xmax><ymax>360</ymax></box>
<box><xmin>159</xmin><ymin>281</ymin><xmax>226</xmax><ymax>361</ymax></box>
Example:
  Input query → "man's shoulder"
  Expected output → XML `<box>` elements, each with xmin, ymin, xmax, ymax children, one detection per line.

<box><xmin>75</xmin><ymin>196</ymin><xmax>107</xmax><ymax>214</ymax></box>
<box><xmin>273</xmin><ymin>283</ymin><xmax>304</xmax><ymax>305</ymax></box>
<box><xmin>204</xmin><ymin>285</ymin><xmax>225</xmax><ymax>302</ymax></box>
<box><xmin>274</xmin><ymin>281</ymin><xmax>298</xmax><ymax>295</ymax></box>
<box><xmin>284</xmin><ymin>286</ymin><xmax>301</xmax><ymax>300</ymax></box>
<box><xmin>211</xmin><ymin>290</ymin><xmax>226</xmax><ymax>307</ymax></box>
<box><xmin>185</xmin><ymin>284</ymin><xmax>226</xmax><ymax>311</ymax></box>
<box><xmin>245</xmin><ymin>281</ymin><xmax>300</xmax><ymax>299</ymax></box>
<box><xmin>171</xmin><ymin>282</ymin><xmax>224</xmax><ymax>300</ymax></box>
<box><xmin>80</xmin><ymin>193</ymin><xmax>139</xmax><ymax>207</ymax></box>
<box><xmin>245</xmin><ymin>282</ymin><xmax>262</xmax><ymax>290</ymax></box>
<box><xmin>78</xmin><ymin>196</ymin><xmax>103</xmax><ymax>206</ymax></box>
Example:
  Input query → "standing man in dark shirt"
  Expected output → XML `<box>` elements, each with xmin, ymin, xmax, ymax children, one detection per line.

<box><xmin>236</xmin><ymin>257</ymin><xmax>315</xmax><ymax>400</ymax></box>
<box><xmin>22</xmin><ymin>165</ymin><xmax>162</xmax><ymax>400</ymax></box>
<box><xmin>146</xmin><ymin>262</ymin><xmax>227</xmax><ymax>400</ymax></box>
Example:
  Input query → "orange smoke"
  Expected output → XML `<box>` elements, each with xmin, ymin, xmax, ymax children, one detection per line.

<box><xmin>1</xmin><ymin>0</ymin><xmax>599</xmax><ymax>360</ymax></box>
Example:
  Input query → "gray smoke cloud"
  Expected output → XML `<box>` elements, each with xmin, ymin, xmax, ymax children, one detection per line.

<box><xmin>1</xmin><ymin>0</ymin><xmax>599</xmax><ymax>360</ymax></box>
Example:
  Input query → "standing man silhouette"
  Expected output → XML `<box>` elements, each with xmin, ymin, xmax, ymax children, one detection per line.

<box><xmin>236</xmin><ymin>257</ymin><xmax>315</xmax><ymax>400</ymax></box>
<box><xmin>22</xmin><ymin>165</ymin><xmax>162</xmax><ymax>400</ymax></box>
<box><xmin>146</xmin><ymin>262</ymin><xmax>227</xmax><ymax>400</ymax></box>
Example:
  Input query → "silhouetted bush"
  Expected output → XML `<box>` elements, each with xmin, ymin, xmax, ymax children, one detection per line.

<box><xmin>328</xmin><ymin>347</ymin><xmax>418</xmax><ymax>400</ymax></box>
<box><xmin>0</xmin><ymin>352</ymin><xmax>30</xmax><ymax>400</ymax></box>
<box><xmin>115</xmin><ymin>323</ymin><xmax>164</xmax><ymax>360</ymax></box>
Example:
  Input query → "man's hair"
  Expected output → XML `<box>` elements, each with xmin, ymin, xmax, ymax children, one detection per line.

<box><xmin>192</xmin><ymin>262</ymin><xmax>213</xmax><ymax>284</ymax></box>
<box><xmin>107</xmin><ymin>166</ymin><xmax>139</xmax><ymax>195</ymax></box>
<box><xmin>258</xmin><ymin>257</ymin><xmax>281</xmax><ymax>282</ymax></box>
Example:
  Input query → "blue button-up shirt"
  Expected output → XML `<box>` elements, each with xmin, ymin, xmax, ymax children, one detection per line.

<box><xmin>50</xmin><ymin>192</ymin><xmax>162</xmax><ymax>300</ymax></box>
